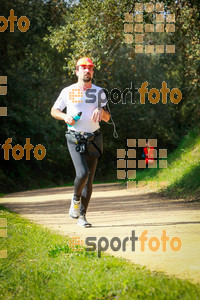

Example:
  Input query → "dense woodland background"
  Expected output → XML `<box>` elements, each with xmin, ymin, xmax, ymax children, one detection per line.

<box><xmin>0</xmin><ymin>0</ymin><xmax>199</xmax><ymax>193</ymax></box>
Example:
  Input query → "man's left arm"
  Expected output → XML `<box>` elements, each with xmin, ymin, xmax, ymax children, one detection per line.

<box><xmin>101</xmin><ymin>105</ymin><xmax>110</xmax><ymax>122</ymax></box>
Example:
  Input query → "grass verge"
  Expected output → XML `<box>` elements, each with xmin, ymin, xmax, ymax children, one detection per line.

<box><xmin>0</xmin><ymin>205</ymin><xmax>200</xmax><ymax>299</ymax></box>
<box><xmin>126</xmin><ymin>128</ymin><xmax>200</xmax><ymax>200</ymax></box>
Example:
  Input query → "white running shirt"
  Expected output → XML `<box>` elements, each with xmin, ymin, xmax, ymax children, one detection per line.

<box><xmin>53</xmin><ymin>83</ymin><xmax>107</xmax><ymax>133</ymax></box>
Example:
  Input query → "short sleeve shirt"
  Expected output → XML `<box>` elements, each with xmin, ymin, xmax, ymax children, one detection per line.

<box><xmin>53</xmin><ymin>83</ymin><xmax>107</xmax><ymax>133</ymax></box>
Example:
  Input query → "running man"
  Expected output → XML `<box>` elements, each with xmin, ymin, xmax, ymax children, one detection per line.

<box><xmin>51</xmin><ymin>57</ymin><xmax>110</xmax><ymax>227</ymax></box>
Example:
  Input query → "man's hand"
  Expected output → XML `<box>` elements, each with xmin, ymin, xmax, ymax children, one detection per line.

<box><xmin>91</xmin><ymin>108</ymin><xmax>102</xmax><ymax>123</ymax></box>
<box><xmin>65</xmin><ymin>115</ymin><xmax>76</xmax><ymax>125</ymax></box>
<box><xmin>51</xmin><ymin>108</ymin><xmax>76</xmax><ymax>125</ymax></box>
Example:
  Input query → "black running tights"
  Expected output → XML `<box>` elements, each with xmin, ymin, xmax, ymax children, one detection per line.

<box><xmin>67</xmin><ymin>140</ymin><xmax>98</xmax><ymax>215</ymax></box>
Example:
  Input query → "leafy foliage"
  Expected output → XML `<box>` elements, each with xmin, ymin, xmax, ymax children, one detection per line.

<box><xmin>0</xmin><ymin>0</ymin><xmax>199</xmax><ymax>192</ymax></box>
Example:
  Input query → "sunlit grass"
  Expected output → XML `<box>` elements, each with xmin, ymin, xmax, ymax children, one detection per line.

<box><xmin>1</xmin><ymin>206</ymin><xmax>200</xmax><ymax>299</ymax></box>
<box><xmin>129</xmin><ymin>128</ymin><xmax>200</xmax><ymax>199</ymax></box>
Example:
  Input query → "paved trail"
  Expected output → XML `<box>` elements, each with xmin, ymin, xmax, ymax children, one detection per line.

<box><xmin>1</xmin><ymin>183</ymin><xmax>200</xmax><ymax>283</ymax></box>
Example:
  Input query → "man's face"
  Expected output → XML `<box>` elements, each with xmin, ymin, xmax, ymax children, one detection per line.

<box><xmin>76</xmin><ymin>65</ymin><xmax>94</xmax><ymax>82</ymax></box>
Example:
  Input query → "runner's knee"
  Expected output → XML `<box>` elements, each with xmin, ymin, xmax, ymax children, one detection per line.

<box><xmin>76</xmin><ymin>169</ymin><xmax>89</xmax><ymax>181</ymax></box>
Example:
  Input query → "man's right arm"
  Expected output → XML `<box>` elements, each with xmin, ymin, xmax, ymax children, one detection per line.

<box><xmin>51</xmin><ymin>108</ymin><xmax>75</xmax><ymax>125</ymax></box>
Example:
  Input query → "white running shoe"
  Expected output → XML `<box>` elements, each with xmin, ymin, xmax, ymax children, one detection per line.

<box><xmin>69</xmin><ymin>197</ymin><xmax>80</xmax><ymax>219</ymax></box>
<box><xmin>77</xmin><ymin>215</ymin><xmax>92</xmax><ymax>228</ymax></box>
